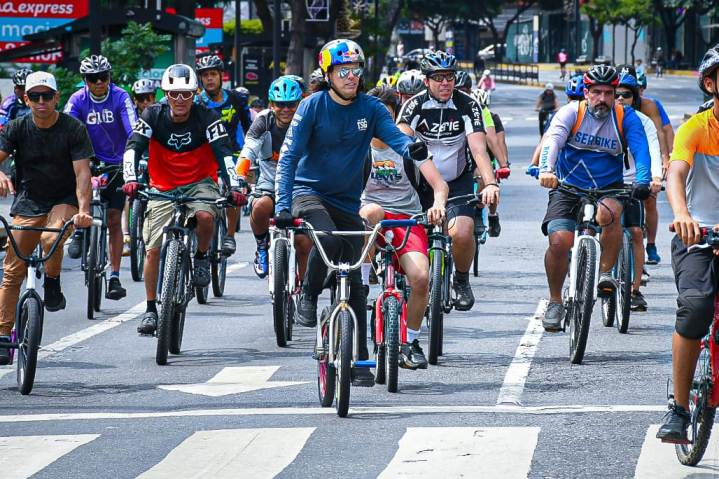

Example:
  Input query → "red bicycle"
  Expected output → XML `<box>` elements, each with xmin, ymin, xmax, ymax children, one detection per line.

<box><xmin>371</xmin><ymin>217</ymin><xmax>422</xmax><ymax>393</ymax></box>
<box><xmin>671</xmin><ymin>226</ymin><xmax>719</xmax><ymax>465</ymax></box>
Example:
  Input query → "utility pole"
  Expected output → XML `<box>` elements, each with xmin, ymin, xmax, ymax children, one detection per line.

<box><xmin>574</xmin><ymin>0</ymin><xmax>581</xmax><ymax>61</ymax></box>
<box><xmin>273</xmin><ymin>0</ymin><xmax>281</xmax><ymax>78</ymax></box>
<box><xmin>89</xmin><ymin>0</ymin><xmax>101</xmax><ymax>55</ymax></box>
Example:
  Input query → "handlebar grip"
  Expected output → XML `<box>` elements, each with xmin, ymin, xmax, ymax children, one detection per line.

<box><xmin>380</xmin><ymin>219</ymin><xmax>417</xmax><ymax>228</ymax></box>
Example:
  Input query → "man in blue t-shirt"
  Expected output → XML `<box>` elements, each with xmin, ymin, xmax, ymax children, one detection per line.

<box><xmin>274</xmin><ymin>39</ymin><xmax>428</xmax><ymax>386</ymax></box>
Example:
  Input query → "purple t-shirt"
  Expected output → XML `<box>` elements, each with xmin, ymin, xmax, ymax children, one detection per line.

<box><xmin>64</xmin><ymin>84</ymin><xmax>136</xmax><ymax>164</ymax></box>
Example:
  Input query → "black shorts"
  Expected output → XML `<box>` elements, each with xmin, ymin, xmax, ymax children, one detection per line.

<box><xmin>101</xmin><ymin>173</ymin><xmax>126</xmax><ymax>211</ymax></box>
<box><xmin>623</xmin><ymin>199</ymin><xmax>644</xmax><ymax>228</ymax></box>
<box><xmin>541</xmin><ymin>184</ymin><xmax>624</xmax><ymax>236</ymax></box>
<box><xmin>446</xmin><ymin>169</ymin><xmax>475</xmax><ymax>222</ymax></box>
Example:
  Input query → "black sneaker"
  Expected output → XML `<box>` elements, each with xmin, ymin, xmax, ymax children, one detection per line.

<box><xmin>137</xmin><ymin>312</ymin><xmax>158</xmax><ymax>335</ymax></box>
<box><xmin>193</xmin><ymin>256</ymin><xmax>211</xmax><ymax>287</ymax></box>
<box><xmin>488</xmin><ymin>214</ymin><xmax>501</xmax><ymax>237</ymax></box>
<box><xmin>631</xmin><ymin>290</ymin><xmax>648</xmax><ymax>312</ymax></box>
<box><xmin>221</xmin><ymin>235</ymin><xmax>236</xmax><ymax>256</ymax></box>
<box><xmin>351</xmin><ymin>367</ymin><xmax>375</xmax><ymax>387</ymax></box>
<box><xmin>453</xmin><ymin>277</ymin><xmax>475</xmax><ymax>311</ymax></box>
<box><xmin>67</xmin><ymin>232</ymin><xmax>83</xmax><ymax>259</ymax></box>
<box><xmin>43</xmin><ymin>277</ymin><xmax>66</xmax><ymax>312</ymax></box>
<box><xmin>0</xmin><ymin>336</ymin><xmax>11</xmax><ymax>366</ymax></box>
<box><xmin>400</xmin><ymin>339</ymin><xmax>428</xmax><ymax>370</ymax></box>
<box><xmin>296</xmin><ymin>292</ymin><xmax>317</xmax><ymax>327</ymax></box>
<box><xmin>597</xmin><ymin>272</ymin><xmax>616</xmax><ymax>298</ymax></box>
<box><xmin>106</xmin><ymin>277</ymin><xmax>127</xmax><ymax>300</ymax></box>
<box><xmin>656</xmin><ymin>403</ymin><xmax>691</xmax><ymax>444</ymax></box>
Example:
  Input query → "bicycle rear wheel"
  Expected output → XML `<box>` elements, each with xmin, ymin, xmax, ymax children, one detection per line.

<box><xmin>600</xmin><ymin>287</ymin><xmax>617</xmax><ymax>327</ymax></box>
<box><xmin>272</xmin><ymin>241</ymin><xmax>290</xmax><ymax>347</ymax></box>
<box><xmin>676</xmin><ymin>346</ymin><xmax>716</xmax><ymax>465</ymax></box>
<box><xmin>191</xmin><ymin>232</ymin><xmax>209</xmax><ymax>304</ymax></box>
<box><xmin>211</xmin><ymin>216</ymin><xmax>228</xmax><ymax>297</ymax></box>
<box><xmin>317</xmin><ymin>307</ymin><xmax>335</xmax><ymax>407</ymax></box>
<box><xmin>616</xmin><ymin>232</ymin><xmax>633</xmax><ymax>334</ymax></box>
<box><xmin>170</xmin><ymin>252</ymin><xmax>190</xmax><ymax>355</ymax></box>
<box><xmin>373</xmin><ymin>305</ymin><xmax>386</xmax><ymax>385</ymax></box>
<box><xmin>335</xmin><ymin>309</ymin><xmax>353</xmax><ymax>417</ymax></box>
<box><xmin>17</xmin><ymin>297</ymin><xmax>42</xmax><ymax>395</ymax></box>
<box><xmin>157</xmin><ymin>240</ymin><xmax>180</xmax><ymax>365</ymax></box>
<box><xmin>569</xmin><ymin>239</ymin><xmax>596</xmax><ymax>365</ymax></box>
<box><xmin>428</xmin><ymin>249</ymin><xmax>443</xmax><ymax>365</ymax></box>
<box><xmin>384</xmin><ymin>296</ymin><xmax>400</xmax><ymax>393</ymax></box>
<box><xmin>86</xmin><ymin>228</ymin><xmax>100</xmax><ymax>319</ymax></box>
<box><xmin>130</xmin><ymin>198</ymin><xmax>145</xmax><ymax>282</ymax></box>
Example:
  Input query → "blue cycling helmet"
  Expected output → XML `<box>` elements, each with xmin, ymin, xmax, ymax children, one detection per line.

<box><xmin>268</xmin><ymin>76</ymin><xmax>303</xmax><ymax>102</ymax></box>
<box><xmin>618</xmin><ymin>72</ymin><xmax>639</xmax><ymax>88</ymax></box>
<box><xmin>565</xmin><ymin>74</ymin><xmax>585</xmax><ymax>100</ymax></box>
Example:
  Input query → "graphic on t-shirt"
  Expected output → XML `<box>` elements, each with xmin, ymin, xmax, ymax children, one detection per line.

<box><xmin>168</xmin><ymin>132</ymin><xmax>192</xmax><ymax>150</ymax></box>
<box><xmin>371</xmin><ymin>159</ymin><xmax>402</xmax><ymax>185</ymax></box>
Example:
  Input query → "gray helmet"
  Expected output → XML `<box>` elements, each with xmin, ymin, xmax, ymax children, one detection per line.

<box><xmin>132</xmin><ymin>79</ymin><xmax>156</xmax><ymax>95</ymax></box>
<box><xmin>196</xmin><ymin>54</ymin><xmax>224</xmax><ymax>73</ymax></box>
<box><xmin>455</xmin><ymin>71</ymin><xmax>471</xmax><ymax>89</ymax></box>
<box><xmin>397</xmin><ymin>69</ymin><xmax>424</xmax><ymax>95</ymax></box>
<box><xmin>310</xmin><ymin>68</ymin><xmax>324</xmax><ymax>83</ymax></box>
<box><xmin>12</xmin><ymin>68</ymin><xmax>32</xmax><ymax>87</ymax></box>
<box><xmin>698</xmin><ymin>43</ymin><xmax>719</xmax><ymax>95</ymax></box>
<box><xmin>420</xmin><ymin>50</ymin><xmax>457</xmax><ymax>75</ymax></box>
<box><xmin>79</xmin><ymin>54</ymin><xmax>112</xmax><ymax>74</ymax></box>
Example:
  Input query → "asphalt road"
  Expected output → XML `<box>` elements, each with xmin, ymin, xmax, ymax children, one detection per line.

<box><xmin>0</xmin><ymin>75</ymin><xmax>711</xmax><ymax>479</ymax></box>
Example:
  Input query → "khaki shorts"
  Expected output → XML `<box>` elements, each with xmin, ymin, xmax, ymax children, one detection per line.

<box><xmin>143</xmin><ymin>179</ymin><xmax>221</xmax><ymax>250</ymax></box>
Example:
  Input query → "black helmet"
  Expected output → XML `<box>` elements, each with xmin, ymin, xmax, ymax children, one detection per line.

<box><xmin>79</xmin><ymin>54</ymin><xmax>112</xmax><ymax>74</ymax></box>
<box><xmin>196</xmin><ymin>54</ymin><xmax>224</xmax><ymax>73</ymax></box>
<box><xmin>367</xmin><ymin>85</ymin><xmax>400</xmax><ymax>114</ymax></box>
<box><xmin>582</xmin><ymin>64</ymin><xmax>619</xmax><ymax>88</ymax></box>
<box><xmin>698</xmin><ymin>43</ymin><xmax>719</xmax><ymax>95</ymax></box>
<box><xmin>420</xmin><ymin>50</ymin><xmax>457</xmax><ymax>75</ymax></box>
<box><xmin>455</xmin><ymin>71</ymin><xmax>471</xmax><ymax>89</ymax></box>
<box><xmin>12</xmin><ymin>68</ymin><xmax>32</xmax><ymax>87</ymax></box>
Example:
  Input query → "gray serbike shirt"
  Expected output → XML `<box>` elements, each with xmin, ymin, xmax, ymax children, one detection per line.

<box><xmin>361</xmin><ymin>144</ymin><xmax>427</xmax><ymax>216</ymax></box>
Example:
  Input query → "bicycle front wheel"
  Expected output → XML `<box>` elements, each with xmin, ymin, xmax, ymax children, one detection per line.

<box><xmin>170</xmin><ymin>251</ymin><xmax>190</xmax><ymax>355</ymax></box>
<box><xmin>272</xmin><ymin>241</ymin><xmax>290</xmax><ymax>347</ymax></box>
<box><xmin>676</xmin><ymin>346</ymin><xmax>716</xmax><ymax>465</ymax></box>
<box><xmin>211</xmin><ymin>216</ymin><xmax>228</xmax><ymax>297</ymax></box>
<box><xmin>335</xmin><ymin>309</ymin><xmax>353</xmax><ymax>417</ymax></box>
<box><xmin>616</xmin><ymin>231</ymin><xmax>633</xmax><ymax>334</ymax></box>
<box><xmin>317</xmin><ymin>307</ymin><xmax>335</xmax><ymax>407</ymax></box>
<box><xmin>130</xmin><ymin>198</ymin><xmax>145</xmax><ymax>282</ymax></box>
<box><xmin>384</xmin><ymin>296</ymin><xmax>400</xmax><ymax>393</ymax></box>
<box><xmin>86</xmin><ymin>228</ymin><xmax>101</xmax><ymax>319</ymax></box>
<box><xmin>569</xmin><ymin>239</ymin><xmax>596</xmax><ymax>365</ymax></box>
<box><xmin>17</xmin><ymin>297</ymin><xmax>42</xmax><ymax>395</ymax></box>
<box><xmin>157</xmin><ymin>240</ymin><xmax>180</xmax><ymax>365</ymax></box>
<box><xmin>428</xmin><ymin>249</ymin><xmax>443</xmax><ymax>365</ymax></box>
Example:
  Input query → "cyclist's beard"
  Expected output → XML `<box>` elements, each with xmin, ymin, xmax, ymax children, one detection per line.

<box><xmin>587</xmin><ymin>101</ymin><xmax>611</xmax><ymax>119</ymax></box>
<box><xmin>329</xmin><ymin>81</ymin><xmax>358</xmax><ymax>101</ymax></box>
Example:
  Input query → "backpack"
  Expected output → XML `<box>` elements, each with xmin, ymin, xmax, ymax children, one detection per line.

<box><xmin>571</xmin><ymin>100</ymin><xmax>629</xmax><ymax>168</ymax></box>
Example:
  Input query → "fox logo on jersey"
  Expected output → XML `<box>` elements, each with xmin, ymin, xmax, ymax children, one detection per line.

<box><xmin>168</xmin><ymin>132</ymin><xmax>192</xmax><ymax>150</ymax></box>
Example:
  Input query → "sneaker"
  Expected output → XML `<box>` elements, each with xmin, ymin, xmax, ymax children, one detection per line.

<box><xmin>43</xmin><ymin>277</ymin><xmax>66</xmax><ymax>312</ymax></box>
<box><xmin>67</xmin><ymin>232</ymin><xmax>83</xmax><ymax>259</ymax></box>
<box><xmin>0</xmin><ymin>336</ymin><xmax>11</xmax><ymax>366</ymax></box>
<box><xmin>193</xmin><ymin>256</ymin><xmax>211</xmax><ymax>287</ymax></box>
<box><xmin>452</xmin><ymin>277</ymin><xmax>475</xmax><ymax>311</ymax></box>
<box><xmin>137</xmin><ymin>312</ymin><xmax>158</xmax><ymax>335</ymax></box>
<box><xmin>656</xmin><ymin>403</ymin><xmax>691</xmax><ymax>444</ymax></box>
<box><xmin>597</xmin><ymin>272</ymin><xmax>616</xmax><ymax>298</ymax></box>
<box><xmin>646</xmin><ymin>244</ymin><xmax>661</xmax><ymax>265</ymax></box>
<box><xmin>122</xmin><ymin>236</ymin><xmax>131</xmax><ymax>257</ymax></box>
<box><xmin>351</xmin><ymin>367</ymin><xmax>375</xmax><ymax>387</ymax></box>
<box><xmin>631</xmin><ymin>290</ymin><xmax>648</xmax><ymax>312</ymax></box>
<box><xmin>221</xmin><ymin>235</ymin><xmax>236</xmax><ymax>256</ymax></box>
<box><xmin>641</xmin><ymin>268</ymin><xmax>650</xmax><ymax>286</ymax></box>
<box><xmin>488</xmin><ymin>214</ymin><xmax>501</xmax><ymax>237</ymax></box>
<box><xmin>543</xmin><ymin>301</ymin><xmax>564</xmax><ymax>332</ymax></box>
<box><xmin>400</xmin><ymin>339</ymin><xmax>428</xmax><ymax>370</ymax></box>
<box><xmin>105</xmin><ymin>277</ymin><xmax>127</xmax><ymax>300</ymax></box>
<box><xmin>253</xmin><ymin>246</ymin><xmax>269</xmax><ymax>279</ymax></box>
<box><xmin>296</xmin><ymin>292</ymin><xmax>317</xmax><ymax>327</ymax></box>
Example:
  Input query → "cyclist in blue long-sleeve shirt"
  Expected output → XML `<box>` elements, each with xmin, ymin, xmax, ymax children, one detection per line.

<box><xmin>274</xmin><ymin>39</ymin><xmax>429</xmax><ymax>387</ymax></box>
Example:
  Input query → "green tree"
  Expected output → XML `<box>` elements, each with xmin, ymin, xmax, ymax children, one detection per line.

<box><xmin>615</xmin><ymin>0</ymin><xmax>655</xmax><ymax>63</ymax></box>
<box><xmin>406</xmin><ymin>0</ymin><xmax>466</xmax><ymax>49</ymax></box>
<box><xmin>581</xmin><ymin>0</ymin><xmax>622</xmax><ymax>60</ymax></box>
<box><xmin>651</xmin><ymin>0</ymin><xmax>714</xmax><ymax>56</ymax></box>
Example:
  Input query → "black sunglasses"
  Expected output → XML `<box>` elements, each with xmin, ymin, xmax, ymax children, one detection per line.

<box><xmin>615</xmin><ymin>91</ymin><xmax>634</xmax><ymax>99</ymax></box>
<box><xmin>26</xmin><ymin>91</ymin><xmax>56</xmax><ymax>103</ymax></box>
<box><xmin>85</xmin><ymin>72</ymin><xmax>110</xmax><ymax>83</ymax></box>
<box><xmin>134</xmin><ymin>93</ymin><xmax>154</xmax><ymax>103</ymax></box>
<box><xmin>273</xmin><ymin>101</ymin><xmax>299</xmax><ymax>109</ymax></box>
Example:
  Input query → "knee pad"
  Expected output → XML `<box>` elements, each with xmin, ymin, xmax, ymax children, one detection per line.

<box><xmin>675</xmin><ymin>289</ymin><xmax>715</xmax><ymax>339</ymax></box>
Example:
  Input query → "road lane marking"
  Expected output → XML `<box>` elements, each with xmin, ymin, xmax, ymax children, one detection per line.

<box><xmin>0</xmin><ymin>434</ymin><xmax>99</xmax><ymax>479</ymax></box>
<box><xmin>496</xmin><ymin>299</ymin><xmax>547</xmax><ymax>406</ymax></box>
<box><xmin>137</xmin><ymin>428</ymin><xmax>314</xmax><ymax>479</ymax></box>
<box><xmin>378</xmin><ymin>427</ymin><xmax>539</xmax><ymax>478</ymax></box>
<box><xmin>0</xmin><ymin>404</ymin><xmax>667</xmax><ymax>423</ymax></box>
<box><xmin>159</xmin><ymin>366</ymin><xmax>309</xmax><ymax>397</ymax></box>
<box><xmin>0</xmin><ymin>262</ymin><xmax>248</xmax><ymax>382</ymax></box>
<box><xmin>634</xmin><ymin>424</ymin><xmax>719</xmax><ymax>478</ymax></box>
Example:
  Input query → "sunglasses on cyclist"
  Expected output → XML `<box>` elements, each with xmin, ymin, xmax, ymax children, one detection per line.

<box><xmin>615</xmin><ymin>91</ymin><xmax>634</xmax><ymax>99</ymax></box>
<box><xmin>84</xmin><ymin>72</ymin><xmax>110</xmax><ymax>84</ymax></box>
<box><xmin>337</xmin><ymin>66</ymin><xmax>363</xmax><ymax>79</ymax></box>
<box><xmin>166</xmin><ymin>90</ymin><xmax>194</xmax><ymax>102</ymax></box>
<box><xmin>273</xmin><ymin>101</ymin><xmax>299</xmax><ymax>110</ymax></box>
<box><xmin>134</xmin><ymin>93</ymin><xmax>154</xmax><ymax>103</ymax></box>
<box><xmin>428</xmin><ymin>73</ymin><xmax>456</xmax><ymax>83</ymax></box>
<box><xmin>26</xmin><ymin>91</ymin><xmax>56</xmax><ymax>103</ymax></box>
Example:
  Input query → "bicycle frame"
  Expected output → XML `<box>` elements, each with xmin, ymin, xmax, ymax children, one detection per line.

<box><xmin>373</xmin><ymin>228</ymin><xmax>413</xmax><ymax>347</ymax></box>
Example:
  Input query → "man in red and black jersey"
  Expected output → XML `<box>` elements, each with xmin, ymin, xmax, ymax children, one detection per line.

<box><xmin>122</xmin><ymin>64</ymin><xmax>246</xmax><ymax>335</ymax></box>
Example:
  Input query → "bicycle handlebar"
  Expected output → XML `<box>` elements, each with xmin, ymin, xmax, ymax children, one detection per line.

<box><xmin>668</xmin><ymin>224</ymin><xmax>719</xmax><ymax>249</ymax></box>
<box><xmin>298</xmin><ymin>220</ymin><xmax>383</xmax><ymax>272</ymax></box>
<box><xmin>136</xmin><ymin>189</ymin><xmax>229</xmax><ymax>207</ymax></box>
<box><xmin>558</xmin><ymin>183</ymin><xmax>633</xmax><ymax>199</ymax></box>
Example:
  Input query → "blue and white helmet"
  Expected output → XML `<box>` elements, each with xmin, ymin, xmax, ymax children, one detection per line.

<box><xmin>268</xmin><ymin>76</ymin><xmax>303</xmax><ymax>102</ymax></box>
<box><xmin>565</xmin><ymin>74</ymin><xmax>585</xmax><ymax>100</ymax></box>
<box><xmin>80</xmin><ymin>54</ymin><xmax>112</xmax><ymax>74</ymax></box>
<box><xmin>132</xmin><ymin>79</ymin><xmax>156</xmax><ymax>95</ymax></box>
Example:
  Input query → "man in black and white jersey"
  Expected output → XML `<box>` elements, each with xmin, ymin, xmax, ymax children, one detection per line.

<box><xmin>397</xmin><ymin>50</ymin><xmax>499</xmax><ymax>311</ymax></box>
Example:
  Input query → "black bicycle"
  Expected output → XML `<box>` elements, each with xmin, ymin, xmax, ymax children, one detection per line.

<box><xmin>129</xmin><ymin>158</ymin><xmax>148</xmax><ymax>282</ymax></box>
<box><xmin>0</xmin><ymin>216</ymin><xmax>93</xmax><ymax>394</ymax></box>
<box><xmin>138</xmin><ymin>189</ymin><xmax>228</xmax><ymax>365</ymax></box>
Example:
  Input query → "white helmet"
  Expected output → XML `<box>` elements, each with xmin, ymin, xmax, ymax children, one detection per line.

<box><xmin>483</xmin><ymin>69</ymin><xmax>491</xmax><ymax>76</ymax></box>
<box><xmin>545</xmin><ymin>82</ymin><xmax>554</xmax><ymax>90</ymax></box>
<box><xmin>161</xmin><ymin>64</ymin><xmax>197</xmax><ymax>92</ymax></box>
<box><xmin>132</xmin><ymin>79</ymin><xmax>156</xmax><ymax>95</ymax></box>
<box><xmin>473</xmin><ymin>88</ymin><xmax>491</xmax><ymax>107</ymax></box>
<box><xmin>397</xmin><ymin>69</ymin><xmax>425</xmax><ymax>95</ymax></box>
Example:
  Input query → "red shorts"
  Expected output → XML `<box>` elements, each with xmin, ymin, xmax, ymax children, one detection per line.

<box><xmin>376</xmin><ymin>212</ymin><xmax>429</xmax><ymax>258</ymax></box>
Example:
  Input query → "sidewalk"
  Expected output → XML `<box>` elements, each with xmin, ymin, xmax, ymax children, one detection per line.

<box><xmin>535</xmin><ymin>63</ymin><xmax>697</xmax><ymax>78</ymax></box>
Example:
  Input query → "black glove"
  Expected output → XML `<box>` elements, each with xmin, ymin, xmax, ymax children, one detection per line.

<box><xmin>275</xmin><ymin>209</ymin><xmax>295</xmax><ymax>228</ymax></box>
<box><xmin>407</xmin><ymin>141</ymin><xmax>428</xmax><ymax>161</ymax></box>
<box><xmin>632</xmin><ymin>184</ymin><xmax>651</xmax><ymax>201</ymax></box>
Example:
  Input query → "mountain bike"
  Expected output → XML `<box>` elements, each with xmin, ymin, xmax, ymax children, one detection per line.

<box><xmin>0</xmin><ymin>216</ymin><xmax>98</xmax><ymax>394</ymax></box>
<box><xmin>268</xmin><ymin>216</ymin><xmax>301</xmax><ymax>348</ymax></box>
<box><xmin>138</xmin><ymin>189</ymin><xmax>228</xmax><ymax>365</ymax></box>
<box><xmin>129</xmin><ymin>158</ymin><xmax>148</xmax><ymax>282</ymax></box>
<box><xmin>302</xmin><ymin>219</ymin><xmax>383</xmax><ymax>417</ymax></box>
<box><xmin>559</xmin><ymin>184</ymin><xmax>632</xmax><ymax>364</ymax></box>
<box><xmin>673</xmin><ymin>227</ymin><xmax>719</xmax><ymax>466</ymax></box>
<box><xmin>601</xmin><ymin>206</ymin><xmax>634</xmax><ymax>334</ymax></box>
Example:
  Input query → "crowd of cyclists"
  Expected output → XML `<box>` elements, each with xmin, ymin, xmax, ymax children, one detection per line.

<box><xmin>0</xmin><ymin>35</ymin><xmax>718</xmax><ymax>444</ymax></box>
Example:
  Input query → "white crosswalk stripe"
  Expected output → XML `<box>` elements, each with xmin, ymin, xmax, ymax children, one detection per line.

<box><xmin>378</xmin><ymin>427</ymin><xmax>540</xmax><ymax>478</ymax></box>
<box><xmin>634</xmin><ymin>424</ymin><xmax>719</xmax><ymax>478</ymax></box>
<box><xmin>0</xmin><ymin>434</ymin><xmax>100</xmax><ymax>479</ymax></box>
<box><xmin>136</xmin><ymin>427</ymin><xmax>315</xmax><ymax>479</ymax></box>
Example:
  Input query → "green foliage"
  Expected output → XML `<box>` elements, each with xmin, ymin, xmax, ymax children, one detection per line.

<box><xmin>48</xmin><ymin>66</ymin><xmax>82</xmax><ymax>110</ymax></box>
<box><xmin>581</xmin><ymin>0</ymin><xmax>622</xmax><ymax>26</ymax></box>
<box><xmin>223</xmin><ymin>18</ymin><xmax>264</xmax><ymax>36</ymax></box>
<box><xmin>615</xmin><ymin>0</ymin><xmax>655</xmax><ymax>28</ymax></box>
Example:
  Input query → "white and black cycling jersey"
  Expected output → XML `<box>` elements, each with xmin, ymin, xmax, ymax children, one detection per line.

<box><xmin>397</xmin><ymin>89</ymin><xmax>485</xmax><ymax>182</ymax></box>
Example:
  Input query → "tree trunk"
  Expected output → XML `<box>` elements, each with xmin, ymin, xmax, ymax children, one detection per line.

<box><xmin>589</xmin><ymin>18</ymin><xmax>602</xmax><ymax>60</ymax></box>
<box><xmin>285</xmin><ymin>0</ymin><xmax>306</xmax><ymax>74</ymax></box>
<box><xmin>253</xmin><ymin>0</ymin><xmax>274</xmax><ymax>35</ymax></box>
<box><xmin>630</xmin><ymin>27</ymin><xmax>640</xmax><ymax>65</ymax></box>
<box><xmin>501</xmin><ymin>0</ymin><xmax>537</xmax><ymax>62</ymax></box>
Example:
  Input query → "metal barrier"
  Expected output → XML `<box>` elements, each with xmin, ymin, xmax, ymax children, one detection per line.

<box><xmin>487</xmin><ymin>62</ymin><xmax>540</xmax><ymax>85</ymax></box>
